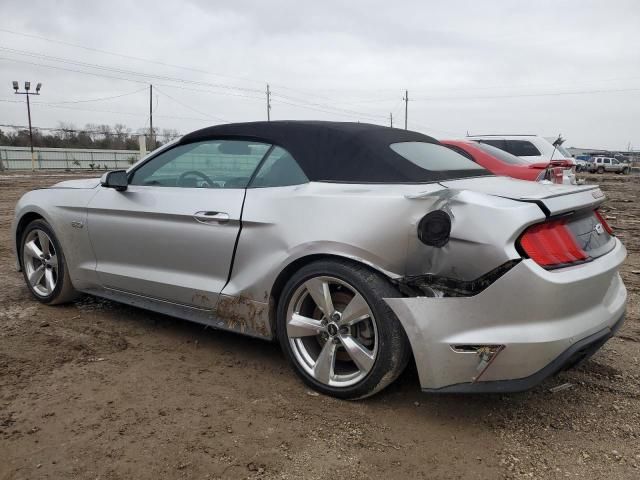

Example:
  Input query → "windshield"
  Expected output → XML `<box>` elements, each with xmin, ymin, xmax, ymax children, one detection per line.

<box><xmin>390</xmin><ymin>142</ymin><xmax>487</xmax><ymax>172</ymax></box>
<box><xmin>472</xmin><ymin>142</ymin><xmax>530</xmax><ymax>165</ymax></box>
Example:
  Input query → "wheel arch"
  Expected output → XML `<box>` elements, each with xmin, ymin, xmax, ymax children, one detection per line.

<box><xmin>267</xmin><ymin>253</ymin><xmax>400</xmax><ymax>338</ymax></box>
<box><xmin>14</xmin><ymin>211</ymin><xmax>46</xmax><ymax>270</ymax></box>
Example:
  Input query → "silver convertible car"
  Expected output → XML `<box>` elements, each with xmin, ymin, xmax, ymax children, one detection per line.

<box><xmin>12</xmin><ymin>121</ymin><xmax>627</xmax><ymax>399</ymax></box>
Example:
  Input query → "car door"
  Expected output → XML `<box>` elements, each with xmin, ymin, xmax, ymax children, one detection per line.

<box><xmin>86</xmin><ymin>139</ymin><xmax>271</xmax><ymax>308</ymax></box>
<box><xmin>611</xmin><ymin>158</ymin><xmax>619</xmax><ymax>171</ymax></box>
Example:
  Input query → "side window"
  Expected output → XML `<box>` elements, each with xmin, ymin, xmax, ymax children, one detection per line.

<box><xmin>249</xmin><ymin>146</ymin><xmax>308</xmax><ymax>188</ymax></box>
<box><xmin>505</xmin><ymin>140</ymin><xmax>541</xmax><ymax>157</ymax></box>
<box><xmin>477</xmin><ymin>139</ymin><xmax>507</xmax><ymax>151</ymax></box>
<box><xmin>130</xmin><ymin>140</ymin><xmax>271</xmax><ymax>188</ymax></box>
<box><xmin>604</xmin><ymin>158</ymin><xmax>611</xmax><ymax>164</ymax></box>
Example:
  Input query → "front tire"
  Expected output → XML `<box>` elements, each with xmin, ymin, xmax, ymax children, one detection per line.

<box><xmin>20</xmin><ymin>219</ymin><xmax>78</xmax><ymax>305</ymax></box>
<box><xmin>276</xmin><ymin>259</ymin><xmax>411</xmax><ymax>399</ymax></box>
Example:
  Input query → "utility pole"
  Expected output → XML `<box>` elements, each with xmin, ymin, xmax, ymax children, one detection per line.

<box><xmin>403</xmin><ymin>89</ymin><xmax>409</xmax><ymax>130</ymax></box>
<box><xmin>266</xmin><ymin>84</ymin><xmax>271</xmax><ymax>121</ymax></box>
<box><xmin>390</xmin><ymin>112</ymin><xmax>393</xmax><ymax>128</ymax></box>
<box><xmin>149</xmin><ymin>84</ymin><xmax>154</xmax><ymax>151</ymax></box>
<box><xmin>13</xmin><ymin>81</ymin><xmax>41</xmax><ymax>172</ymax></box>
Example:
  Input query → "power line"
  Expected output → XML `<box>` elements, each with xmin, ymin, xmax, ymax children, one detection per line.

<box><xmin>0</xmin><ymin>49</ymin><xmax>392</xmax><ymax>121</ymax></box>
<box><xmin>4</xmin><ymin>27</ymin><xmax>640</xmax><ymax>118</ymax></box>
<box><xmin>270</xmin><ymin>97</ymin><xmax>384</xmax><ymax>123</ymax></box>
<box><xmin>0</xmin><ymin>27</ymin><xmax>349</xmax><ymax>104</ymax></box>
<box><xmin>0</xmin><ymin>27</ymin><xmax>265</xmax><ymax>87</ymax></box>
<box><xmin>13</xmin><ymin>87</ymin><xmax>147</xmax><ymax>106</ymax></box>
<box><xmin>412</xmin><ymin>87</ymin><xmax>640</xmax><ymax>101</ymax></box>
<box><xmin>272</xmin><ymin>92</ymin><xmax>388</xmax><ymax>121</ymax></box>
<box><xmin>153</xmin><ymin>86</ymin><xmax>228</xmax><ymax>123</ymax></box>
<box><xmin>0</xmin><ymin>98</ymin><xmax>212</xmax><ymax>122</ymax></box>
<box><xmin>0</xmin><ymin>46</ymin><xmax>264</xmax><ymax>94</ymax></box>
<box><xmin>0</xmin><ymin>56</ymin><xmax>266</xmax><ymax>101</ymax></box>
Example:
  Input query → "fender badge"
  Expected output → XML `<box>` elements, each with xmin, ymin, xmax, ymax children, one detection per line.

<box><xmin>591</xmin><ymin>189</ymin><xmax>605</xmax><ymax>199</ymax></box>
<box><xmin>71</xmin><ymin>221</ymin><xmax>84</xmax><ymax>229</ymax></box>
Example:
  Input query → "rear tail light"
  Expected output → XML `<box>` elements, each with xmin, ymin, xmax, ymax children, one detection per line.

<box><xmin>594</xmin><ymin>209</ymin><xmax>614</xmax><ymax>235</ymax></box>
<box><xmin>518</xmin><ymin>218</ymin><xmax>587</xmax><ymax>268</ymax></box>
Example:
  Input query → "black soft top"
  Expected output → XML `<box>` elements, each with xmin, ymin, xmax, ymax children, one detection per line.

<box><xmin>179</xmin><ymin>121</ymin><xmax>487</xmax><ymax>183</ymax></box>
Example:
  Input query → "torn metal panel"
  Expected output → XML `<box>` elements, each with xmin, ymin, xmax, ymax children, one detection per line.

<box><xmin>396</xmin><ymin>260</ymin><xmax>521</xmax><ymax>297</ymax></box>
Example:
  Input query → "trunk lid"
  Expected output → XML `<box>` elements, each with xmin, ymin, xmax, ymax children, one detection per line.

<box><xmin>439</xmin><ymin>176</ymin><xmax>603</xmax><ymax>216</ymax></box>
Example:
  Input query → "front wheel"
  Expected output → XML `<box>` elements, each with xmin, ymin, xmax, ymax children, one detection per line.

<box><xmin>277</xmin><ymin>259</ymin><xmax>411</xmax><ymax>399</ymax></box>
<box><xmin>623</xmin><ymin>167</ymin><xmax>630</xmax><ymax>175</ymax></box>
<box><xmin>20</xmin><ymin>219</ymin><xmax>78</xmax><ymax>305</ymax></box>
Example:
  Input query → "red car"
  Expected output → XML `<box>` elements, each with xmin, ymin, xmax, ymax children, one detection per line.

<box><xmin>441</xmin><ymin>139</ymin><xmax>574</xmax><ymax>184</ymax></box>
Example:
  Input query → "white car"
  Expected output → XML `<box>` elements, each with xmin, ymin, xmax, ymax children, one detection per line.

<box><xmin>466</xmin><ymin>135</ymin><xmax>574</xmax><ymax>163</ymax></box>
<box><xmin>467</xmin><ymin>135</ymin><xmax>576</xmax><ymax>184</ymax></box>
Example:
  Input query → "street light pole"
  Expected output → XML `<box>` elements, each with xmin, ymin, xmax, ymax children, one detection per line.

<box><xmin>13</xmin><ymin>81</ymin><xmax>42</xmax><ymax>171</ymax></box>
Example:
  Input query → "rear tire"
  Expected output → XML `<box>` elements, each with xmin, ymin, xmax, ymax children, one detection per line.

<box><xmin>20</xmin><ymin>219</ymin><xmax>78</xmax><ymax>305</ymax></box>
<box><xmin>597</xmin><ymin>167</ymin><xmax>605</xmax><ymax>174</ymax></box>
<box><xmin>276</xmin><ymin>259</ymin><xmax>411</xmax><ymax>399</ymax></box>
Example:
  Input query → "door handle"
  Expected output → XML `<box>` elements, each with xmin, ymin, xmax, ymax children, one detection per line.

<box><xmin>193</xmin><ymin>211</ymin><xmax>230</xmax><ymax>224</ymax></box>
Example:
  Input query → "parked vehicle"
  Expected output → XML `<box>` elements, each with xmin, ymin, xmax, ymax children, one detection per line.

<box><xmin>574</xmin><ymin>155</ymin><xmax>592</xmax><ymax>173</ymax></box>
<box><xmin>466</xmin><ymin>134</ymin><xmax>574</xmax><ymax>163</ymax></box>
<box><xmin>588</xmin><ymin>157</ymin><xmax>630</xmax><ymax>174</ymax></box>
<box><xmin>441</xmin><ymin>139</ymin><xmax>575</xmax><ymax>184</ymax></box>
<box><xmin>12</xmin><ymin>121</ymin><xmax>627</xmax><ymax>398</ymax></box>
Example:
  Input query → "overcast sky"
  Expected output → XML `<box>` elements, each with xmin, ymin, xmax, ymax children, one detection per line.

<box><xmin>1</xmin><ymin>0</ymin><xmax>639</xmax><ymax>149</ymax></box>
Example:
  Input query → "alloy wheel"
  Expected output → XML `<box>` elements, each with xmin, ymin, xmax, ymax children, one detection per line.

<box><xmin>22</xmin><ymin>229</ymin><xmax>59</xmax><ymax>297</ymax></box>
<box><xmin>286</xmin><ymin>276</ymin><xmax>378</xmax><ymax>388</ymax></box>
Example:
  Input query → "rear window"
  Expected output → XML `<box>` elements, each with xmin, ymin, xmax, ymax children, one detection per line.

<box><xmin>473</xmin><ymin>142</ymin><xmax>530</xmax><ymax>166</ymax></box>
<box><xmin>556</xmin><ymin>145</ymin><xmax>572</xmax><ymax>158</ymax></box>
<box><xmin>505</xmin><ymin>140</ymin><xmax>541</xmax><ymax>157</ymax></box>
<box><xmin>390</xmin><ymin>142</ymin><xmax>485</xmax><ymax>172</ymax></box>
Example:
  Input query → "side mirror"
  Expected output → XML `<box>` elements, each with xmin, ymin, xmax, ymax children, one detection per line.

<box><xmin>100</xmin><ymin>170</ymin><xmax>128</xmax><ymax>191</ymax></box>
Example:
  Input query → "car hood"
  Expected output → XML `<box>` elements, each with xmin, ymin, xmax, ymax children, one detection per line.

<box><xmin>49</xmin><ymin>177</ymin><xmax>101</xmax><ymax>189</ymax></box>
<box><xmin>439</xmin><ymin>176</ymin><xmax>604</xmax><ymax>215</ymax></box>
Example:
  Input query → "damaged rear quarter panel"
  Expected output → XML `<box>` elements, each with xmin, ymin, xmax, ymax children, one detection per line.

<box><xmin>221</xmin><ymin>181</ymin><xmax>545</xmax><ymax>337</ymax></box>
<box><xmin>406</xmin><ymin>189</ymin><xmax>546</xmax><ymax>279</ymax></box>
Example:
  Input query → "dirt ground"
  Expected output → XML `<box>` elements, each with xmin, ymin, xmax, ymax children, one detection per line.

<box><xmin>1</xmin><ymin>171</ymin><xmax>639</xmax><ymax>480</ymax></box>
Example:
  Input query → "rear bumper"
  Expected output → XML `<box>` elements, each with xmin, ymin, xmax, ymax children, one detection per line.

<box><xmin>385</xmin><ymin>238</ymin><xmax>627</xmax><ymax>392</ymax></box>
<box><xmin>422</xmin><ymin>312</ymin><xmax>624</xmax><ymax>393</ymax></box>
